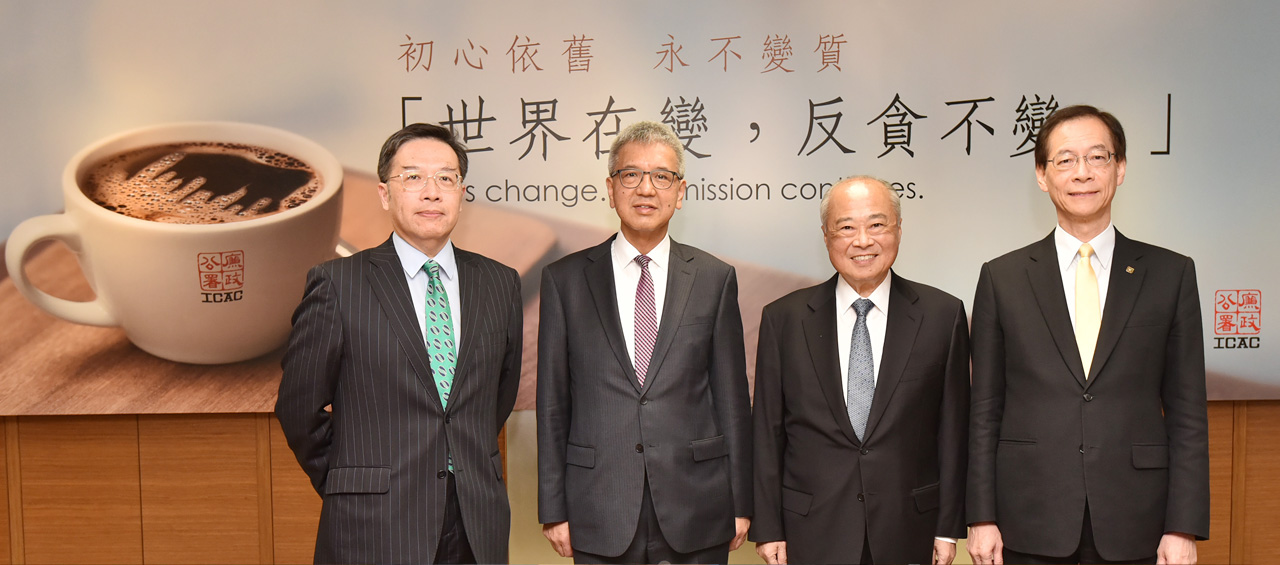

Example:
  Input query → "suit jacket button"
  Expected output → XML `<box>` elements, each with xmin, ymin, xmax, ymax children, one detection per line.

<box><xmin>445</xmin><ymin>415</ymin><xmax>452</xmax><ymax>423</ymax></box>
<box><xmin>640</xmin><ymin>399</ymin><xmax>648</xmax><ymax>405</ymax></box>
<box><xmin>437</xmin><ymin>470</ymin><xmax>447</xmax><ymax>479</ymax></box>
<box><xmin>1079</xmin><ymin>445</ymin><xmax>1085</xmax><ymax>454</ymax></box>
<box><xmin>860</xmin><ymin>448</ymin><xmax>869</xmax><ymax>455</ymax></box>
<box><xmin>635</xmin><ymin>444</ymin><xmax>644</xmax><ymax>453</ymax></box>
<box><xmin>1083</xmin><ymin>393</ymin><xmax>1094</xmax><ymax>402</ymax></box>
<box><xmin>856</xmin><ymin>493</ymin><xmax>864</xmax><ymax>502</ymax></box>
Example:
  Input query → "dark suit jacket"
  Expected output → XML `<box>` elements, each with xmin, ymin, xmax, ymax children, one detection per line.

<box><xmin>536</xmin><ymin>236</ymin><xmax>752</xmax><ymax>556</ymax></box>
<box><xmin>750</xmin><ymin>272</ymin><xmax>970</xmax><ymax>564</ymax></box>
<box><xmin>968</xmin><ymin>230</ymin><xmax>1209</xmax><ymax>560</ymax></box>
<box><xmin>276</xmin><ymin>237</ymin><xmax>522</xmax><ymax>565</ymax></box>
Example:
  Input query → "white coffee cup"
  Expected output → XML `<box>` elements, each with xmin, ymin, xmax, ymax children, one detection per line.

<box><xmin>5</xmin><ymin>122</ymin><xmax>343</xmax><ymax>364</ymax></box>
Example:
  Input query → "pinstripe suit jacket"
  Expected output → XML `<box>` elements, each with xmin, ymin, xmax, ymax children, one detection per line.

<box><xmin>536</xmin><ymin>236</ymin><xmax>752</xmax><ymax>556</ymax></box>
<box><xmin>276</xmin><ymin>237</ymin><xmax>522</xmax><ymax>565</ymax></box>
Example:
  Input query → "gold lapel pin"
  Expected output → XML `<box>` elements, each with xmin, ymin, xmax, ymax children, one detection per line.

<box><xmin>1126</xmin><ymin>266</ymin><xmax>1135</xmax><ymax>274</ymax></box>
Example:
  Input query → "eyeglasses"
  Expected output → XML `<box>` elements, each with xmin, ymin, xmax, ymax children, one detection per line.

<box><xmin>610</xmin><ymin>168</ymin><xmax>682</xmax><ymax>190</ymax></box>
<box><xmin>825</xmin><ymin>221</ymin><xmax>898</xmax><ymax>240</ymax></box>
<box><xmin>387</xmin><ymin>170</ymin><xmax>462</xmax><ymax>192</ymax></box>
<box><xmin>1047</xmin><ymin>149</ymin><xmax>1115</xmax><ymax>171</ymax></box>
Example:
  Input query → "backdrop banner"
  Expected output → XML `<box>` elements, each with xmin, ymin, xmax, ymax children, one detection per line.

<box><xmin>2</xmin><ymin>1</ymin><xmax>1275</xmax><ymax>400</ymax></box>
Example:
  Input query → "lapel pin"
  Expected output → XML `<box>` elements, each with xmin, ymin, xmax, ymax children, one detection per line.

<box><xmin>1126</xmin><ymin>266</ymin><xmax>1135</xmax><ymax>274</ymax></box>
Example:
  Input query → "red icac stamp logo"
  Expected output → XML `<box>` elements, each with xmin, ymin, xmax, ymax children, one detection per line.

<box><xmin>1213</xmin><ymin>290</ymin><xmax>1261</xmax><ymax>350</ymax></box>
<box><xmin>197</xmin><ymin>251</ymin><xmax>245</xmax><ymax>303</ymax></box>
<box><xmin>1215</xmin><ymin>290</ymin><xmax>1261</xmax><ymax>335</ymax></box>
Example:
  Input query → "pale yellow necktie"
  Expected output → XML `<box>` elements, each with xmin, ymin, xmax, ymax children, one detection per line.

<box><xmin>1075</xmin><ymin>243</ymin><xmax>1101</xmax><ymax>377</ymax></box>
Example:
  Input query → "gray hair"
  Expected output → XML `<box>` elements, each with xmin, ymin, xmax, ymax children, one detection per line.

<box><xmin>819</xmin><ymin>175</ymin><xmax>902</xmax><ymax>226</ymax></box>
<box><xmin>607</xmin><ymin>121</ymin><xmax>686</xmax><ymax>178</ymax></box>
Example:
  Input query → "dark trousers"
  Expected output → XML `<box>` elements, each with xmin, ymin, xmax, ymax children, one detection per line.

<box><xmin>572</xmin><ymin>478</ymin><xmax>730</xmax><ymax>564</ymax></box>
<box><xmin>435</xmin><ymin>472</ymin><xmax>476</xmax><ymax>564</ymax></box>
<box><xmin>1003</xmin><ymin>505</ymin><xmax>1156</xmax><ymax>564</ymax></box>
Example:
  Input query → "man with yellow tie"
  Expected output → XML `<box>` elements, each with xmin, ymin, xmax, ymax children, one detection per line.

<box><xmin>966</xmin><ymin>105</ymin><xmax>1209</xmax><ymax>564</ymax></box>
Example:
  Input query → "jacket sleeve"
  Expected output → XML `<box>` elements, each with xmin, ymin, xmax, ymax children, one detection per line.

<box><xmin>967</xmin><ymin>262</ymin><xmax>1005</xmax><ymax>525</ymax></box>
<box><xmin>495</xmin><ymin>266</ymin><xmax>523</xmax><ymax>435</ymax></box>
<box><xmin>536</xmin><ymin>266</ymin><xmax>571</xmax><ymax>523</ymax></box>
<box><xmin>1159</xmin><ymin>257</ymin><xmax>1210</xmax><ymax>539</ymax></box>
<box><xmin>710</xmin><ymin>266</ymin><xmax>753</xmax><ymax>517</ymax></box>
<box><xmin>276</xmin><ymin>264</ymin><xmax>344</xmax><ymax>494</ymax></box>
<box><xmin>937</xmin><ymin>300</ymin><xmax>971</xmax><ymax>538</ymax></box>
<box><xmin>749</xmin><ymin>304</ymin><xmax>786</xmax><ymax>542</ymax></box>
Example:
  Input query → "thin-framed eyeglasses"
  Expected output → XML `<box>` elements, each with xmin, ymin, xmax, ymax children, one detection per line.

<box><xmin>1047</xmin><ymin>150</ymin><xmax>1115</xmax><ymax>171</ymax></box>
<box><xmin>387</xmin><ymin>170</ymin><xmax>463</xmax><ymax>192</ymax></box>
<box><xmin>825</xmin><ymin>221</ymin><xmax>898</xmax><ymax>240</ymax></box>
<box><xmin>610</xmin><ymin>168</ymin><xmax>682</xmax><ymax>190</ymax></box>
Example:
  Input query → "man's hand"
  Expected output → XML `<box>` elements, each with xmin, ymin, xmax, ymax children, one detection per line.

<box><xmin>542</xmin><ymin>521</ymin><xmax>572</xmax><ymax>558</ymax></box>
<box><xmin>1157</xmin><ymin>532</ymin><xmax>1196</xmax><ymax>565</ymax></box>
<box><xmin>967</xmin><ymin>522</ymin><xmax>1004</xmax><ymax>565</ymax></box>
<box><xmin>756</xmin><ymin>540</ymin><xmax>788</xmax><ymax>564</ymax></box>
<box><xmin>731</xmin><ymin>517</ymin><xmax>751</xmax><ymax>551</ymax></box>
<box><xmin>933</xmin><ymin>538</ymin><xmax>957</xmax><ymax>565</ymax></box>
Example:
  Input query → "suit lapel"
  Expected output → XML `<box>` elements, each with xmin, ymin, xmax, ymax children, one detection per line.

<box><xmin>584</xmin><ymin>237</ymin><xmax>641</xmax><ymax>393</ymax></box>
<box><xmin>640</xmin><ymin>241</ymin><xmax>695</xmax><ymax>395</ymax></box>
<box><xmin>448</xmin><ymin>248</ymin><xmax>481</xmax><ymax>410</ymax></box>
<box><xmin>1088</xmin><ymin>231</ymin><xmax>1144</xmax><ymax>387</ymax></box>
<box><xmin>365</xmin><ymin>238</ymin><xmax>443</xmax><ymax>407</ymax></box>
<box><xmin>1024</xmin><ymin>232</ymin><xmax>1088</xmax><ymax>387</ymax></box>
<box><xmin>802</xmin><ymin>276</ymin><xmax>862</xmax><ymax>446</ymax></box>
<box><xmin>863</xmin><ymin>273</ymin><xmax>921</xmax><ymax>441</ymax></box>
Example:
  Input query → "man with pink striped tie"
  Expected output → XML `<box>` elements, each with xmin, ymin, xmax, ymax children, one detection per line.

<box><xmin>537</xmin><ymin>120</ymin><xmax>752</xmax><ymax>564</ymax></box>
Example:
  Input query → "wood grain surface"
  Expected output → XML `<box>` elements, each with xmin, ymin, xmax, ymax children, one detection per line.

<box><xmin>270</xmin><ymin>416</ymin><xmax>321</xmax><ymax>564</ymax></box>
<box><xmin>1201</xmin><ymin>401</ymin><xmax>1232</xmax><ymax>564</ymax></box>
<box><xmin>16</xmin><ymin>416</ymin><xmax>143</xmax><ymax>564</ymax></box>
<box><xmin>0</xmin><ymin>418</ymin><xmax>9</xmax><ymax>565</ymax></box>
<box><xmin>138</xmin><ymin>414</ymin><xmax>262</xmax><ymax>564</ymax></box>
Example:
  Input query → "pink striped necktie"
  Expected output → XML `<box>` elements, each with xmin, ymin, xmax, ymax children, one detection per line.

<box><xmin>634</xmin><ymin>254</ymin><xmax>658</xmax><ymax>386</ymax></box>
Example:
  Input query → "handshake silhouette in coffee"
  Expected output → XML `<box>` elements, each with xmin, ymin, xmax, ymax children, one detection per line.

<box><xmin>85</xmin><ymin>142</ymin><xmax>320</xmax><ymax>225</ymax></box>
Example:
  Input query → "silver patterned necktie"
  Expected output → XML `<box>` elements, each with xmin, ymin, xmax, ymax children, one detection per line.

<box><xmin>634</xmin><ymin>254</ymin><xmax>658</xmax><ymax>386</ymax></box>
<box><xmin>847</xmin><ymin>298</ymin><xmax>875</xmax><ymax>441</ymax></box>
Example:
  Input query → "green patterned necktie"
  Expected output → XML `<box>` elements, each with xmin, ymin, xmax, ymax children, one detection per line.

<box><xmin>423</xmin><ymin>259</ymin><xmax>457</xmax><ymax>409</ymax></box>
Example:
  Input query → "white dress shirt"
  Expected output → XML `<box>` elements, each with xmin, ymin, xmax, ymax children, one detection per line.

<box><xmin>836</xmin><ymin>273</ymin><xmax>892</xmax><ymax>397</ymax></box>
<box><xmin>612</xmin><ymin>233</ymin><xmax>671</xmax><ymax>363</ymax></box>
<box><xmin>1055</xmin><ymin>223</ymin><xmax>1115</xmax><ymax>331</ymax></box>
<box><xmin>392</xmin><ymin>233</ymin><xmax>462</xmax><ymax>350</ymax></box>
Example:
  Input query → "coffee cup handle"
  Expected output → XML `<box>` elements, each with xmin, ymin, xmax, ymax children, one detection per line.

<box><xmin>5</xmin><ymin>214</ymin><xmax>117</xmax><ymax>327</ymax></box>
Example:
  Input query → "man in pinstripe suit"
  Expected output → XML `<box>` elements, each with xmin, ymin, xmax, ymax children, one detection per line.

<box><xmin>537</xmin><ymin>121</ymin><xmax>752</xmax><ymax>564</ymax></box>
<box><xmin>277</xmin><ymin>123</ymin><xmax>523</xmax><ymax>564</ymax></box>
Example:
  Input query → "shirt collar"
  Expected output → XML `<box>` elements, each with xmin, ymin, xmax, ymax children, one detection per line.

<box><xmin>611</xmin><ymin>232</ymin><xmax>672</xmax><ymax>271</ymax></box>
<box><xmin>1054</xmin><ymin>223</ymin><xmax>1115</xmax><ymax>273</ymax></box>
<box><xmin>392</xmin><ymin>232</ymin><xmax>457</xmax><ymax>281</ymax></box>
<box><xmin>835</xmin><ymin>271</ymin><xmax>893</xmax><ymax>315</ymax></box>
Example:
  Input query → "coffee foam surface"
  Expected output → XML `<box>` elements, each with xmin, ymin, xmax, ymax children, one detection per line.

<box><xmin>85</xmin><ymin>142</ymin><xmax>320</xmax><ymax>224</ymax></box>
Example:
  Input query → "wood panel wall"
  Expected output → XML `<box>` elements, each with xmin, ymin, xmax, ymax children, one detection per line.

<box><xmin>2</xmin><ymin>418</ymin><xmax>11</xmax><ymax>565</ymax></box>
<box><xmin>0</xmin><ymin>414</ymin><xmax>317</xmax><ymax>564</ymax></box>
<box><xmin>138</xmin><ymin>415</ymin><xmax>263</xmax><ymax>564</ymax></box>
<box><xmin>0</xmin><ymin>403</ymin><xmax>1277</xmax><ymax>563</ymax></box>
